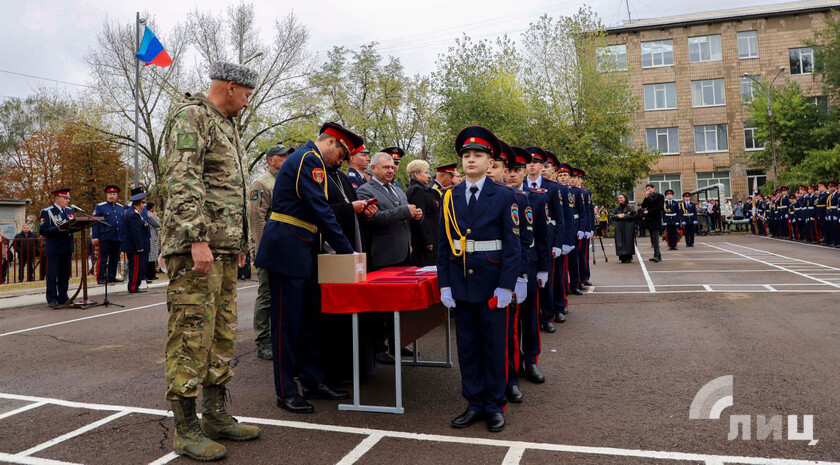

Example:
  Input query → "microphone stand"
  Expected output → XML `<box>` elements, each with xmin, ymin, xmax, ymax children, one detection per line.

<box><xmin>72</xmin><ymin>206</ymin><xmax>124</xmax><ymax>309</ymax></box>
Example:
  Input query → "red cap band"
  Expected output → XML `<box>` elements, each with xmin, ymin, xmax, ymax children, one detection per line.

<box><xmin>324</xmin><ymin>127</ymin><xmax>358</xmax><ymax>154</ymax></box>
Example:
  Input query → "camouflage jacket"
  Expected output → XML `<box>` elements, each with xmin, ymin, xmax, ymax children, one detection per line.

<box><xmin>247</xmin><ymin>165</ymin><xmax>278</xmax><ymax>256</ymax></box>
<box><xmin>160</xmin><ymin>93</ymin><xmax>248</xmax><ymax>256</ymax></box>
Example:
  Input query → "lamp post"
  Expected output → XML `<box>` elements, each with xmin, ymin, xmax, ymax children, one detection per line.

<box><xmin>744</xmin><ymin>66</ymin><xmax>785</xmax><ymax>183</ymax></box>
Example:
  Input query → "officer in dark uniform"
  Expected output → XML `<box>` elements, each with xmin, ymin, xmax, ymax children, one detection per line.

<box><xmin>807</xmin><ymin>185</ymin><xmax>817</xmax><ymax>243</ymax></box>
<box><xmin>755</xmin><ymin>194</ymin><xmax>768</xmax><ymax>236</ymax></box>
<box><xmin>123</xmin><ymin>190</ymin><xmax>149</xmax><ymax>293</ymax></box>
<box><xmin>551</xmin><ymin>159</ymin><xmax>576</xmax><ymax>325</ymax></box>
<box><xmin>431</xmin><ymin>163</ymin><xmax>458</xmax><ymax>201</ymax></box>
<box><xmin>92</xmin><ymin>185</ymin><xmax>124</xmax><ymax>284</ymax></box>
<box><xmin>816</xmin><ymin>182</ymin><xmax>828</xmax><ymax>244</ymax></box>
<box><xmin>663</xmin><ymin>189</ymin><xmax>682</xmax><ymax>250</ymax></box>
<box><xmin>346</xmin><ymin>145</ymin><xmax>369</xmax><ymax>190</ymax></box>
<box><xmin>680</xmin><ymin>192</ymin><xmax>697</xmax><ymax>246</ymax></box>
<box><xmin>567</xmin><ymin>169</ymin><xmax>586</xmax><ymax>293</ymax></box>
<box><xmin>39</xmin><ymin>188</ymin><xmax>75</xmax><ymax>307</ymax></box>
<box><xmin>573</xmin><ymin>168</ymin><xmax>594</xmax><ymax>288</ymax></box>
<box><xmin>381</xmin><ymin>147</ymin><xmax>405</xmax><ymax>190</ymax></box>
<box><xmin>779</xmin><ymin>187</ymin><xmax>791</xmax><ymax>238</ymax></box>
<box><xmin>256</xmin><ymin>122</ymin><xmax>361</xmax><ymax>414</ymax></box>
<box><xmin>827</xmin><ymin>182</ymin><xmax>839</xmax><ymax>247</ymax></box>
<box><xmin>439</xmin><ymin>126</ymin><xmax>519</xmax><ymax>433</ymax></box>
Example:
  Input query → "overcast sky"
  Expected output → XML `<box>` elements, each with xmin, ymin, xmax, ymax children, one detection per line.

<box><xmin>0</xmin><ymin>0</ymin><xmax>804</xmax><ymax>99</ymax></box>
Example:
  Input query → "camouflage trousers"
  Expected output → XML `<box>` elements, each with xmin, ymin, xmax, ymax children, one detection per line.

<box><xmin>165</xmin><ymin>254</ymin><xmax>238</xmax><ymax>401</ymax></box>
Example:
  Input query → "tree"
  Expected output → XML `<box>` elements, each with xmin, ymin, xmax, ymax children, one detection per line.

<box><xmin>809</xmin><ymin>11</ymin><xmax>840</xmax><ymax>102</ymax></box>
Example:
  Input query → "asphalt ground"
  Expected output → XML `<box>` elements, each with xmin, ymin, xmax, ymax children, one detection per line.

<box><xmin>0</xmin><ymin>234</ymin><xmax>839</xmax><ymax>465</ymax></box>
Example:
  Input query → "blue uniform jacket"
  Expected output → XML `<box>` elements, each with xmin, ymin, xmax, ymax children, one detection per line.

<box><xmin>437</xmin><ymin>179</ymin><xmax>519</xmax><ymax>303</ymax></box>
<box><xmin>557</xmin><ymin>184</ymin><xmax>575</xmax><ymax>247</ymax></box>
<box><xmin>92</xmin><ymin>201</ymin><xmax>124</xmax><ymax>242</ymax></box>
<box><xmin>122</xmin><ymin>207</ymin><xmax>148</xmax><ymax>254</ymax></box>
<box><xmin>346</xmin><ymin>167</ymin><xmax>366</xmax><ymax>190</ymax></box>
<box><xmin>570</xmin><ymin>186</ymin><xmax>585</xmax><ymax>235</ymax></box>
<box><xmin>39</xmin><ymin>205</ymin><xmax>75</xmax><ymax>255</ymax></box>
<box><xmin>255</xmin><ymin>141</ymin><xmax>353</xmax><ymax>278</ymax></box>
<box><xmin>816</xmin><ymin>191</ymin><xmax>828</xmax><ymax>219</ymax></box>
<box><xmin>514</xmin><ymin>191</ymin><xmax>533</xmax><ymax>277</ymax></box>
<box><xmin>663</xmin><ymin>199</ymin><xmax>682</xmax><ymax>225</ymax></box>
<box><xmin>525</xmin><ymin>187</ymin><xmax>552</xmax><ymax>274</ymax></box>
<box><xmin>680</xmin><ymin>201</ymin><xmax>697</xmax><ymax>224</ymax></box>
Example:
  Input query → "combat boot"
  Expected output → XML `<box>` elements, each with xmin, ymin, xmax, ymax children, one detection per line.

<box><xmin>201</xmin><ymin>385</ymin><xmax>261</xmax><ymax>441</ymax></box>
<box><xmin>171</xmin><ymin>398</ymin><xmax>226</xmax><ymax>462</ymax></box>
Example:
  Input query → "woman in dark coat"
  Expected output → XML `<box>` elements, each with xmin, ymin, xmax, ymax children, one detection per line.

<box><xmin>611</xmin><ymin>193</ymin><xmax>636</xmax><ymax>263</ymax></box>
<box><xmin>405</xmin><ymin>160</ymin><xmax>439</xmax><ymax>266</ymax></box>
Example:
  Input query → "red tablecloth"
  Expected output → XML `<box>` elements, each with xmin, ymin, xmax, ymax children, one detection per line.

<box><xmin>320</xmin><ymin>266</ymin><xmax>441</xmax><ymax>314</ymax></box>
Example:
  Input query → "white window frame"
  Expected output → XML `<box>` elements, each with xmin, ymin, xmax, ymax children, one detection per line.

<box><xmin>694</xmin><ymin>124</ymin><xmax>729</xmax><ymax>153</ymax></box>
<box><xmin>691</xmin><ymin>79</ymin><xmax>726</xmax><ymax>107</ymax></box>
<box><xmin>688</xmin><ymin>35</ymin><xmax>722</xmax><ymax>63</ymax></box>
<box><xmin>597</xmin><ymin>44</ymin><xmax>627</xmax><ymax>72</ymax></box>
<box><xmin>790</xmin><ymin>47</ymin><xmax>814</xmax><ymax>75</ymax></box>
<box><xmin>646</xmin><ymin>127</ymin><xmax>680</xmax><ymax>155</ymax></box>
<box><xmin>696</xmin><ymin>171</ymin><xmax>732</xmax><ymax>198</ymax></box>
<box><xmin>649</xmin><ymin>174</ymin><xmax>682</xmax><ymax>196</ymax></box>
<box><xmin>641</xmin><ymin>40</ymin><xmax>674</xmax><ymax>68</ymax></box>
<box><xmin>737</xmin><ymin>31</ymin><xmax>759</xmax><ymax>59</ymax></box>
<box><xmin>740</xmin><ymin>77</ymin><xmax>756</xmax><ymax>103</ymax></box>
<box><xmin>746</xmin><ymin>170</ymin><xmax>767</xmax><ymax>193</ymax></box>
<box><xmin>644</xmin><ymin>82</ymin><xmax>677</xmax><ymax>110</ymax></box>
<box><xmin>743</xmin><ymin>125</ymin><xmax>763</xmax><ymax>151</ymax></box>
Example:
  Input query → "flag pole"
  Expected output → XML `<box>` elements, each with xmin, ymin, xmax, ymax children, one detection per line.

<box><xmin>133</xmin><ymin>12</ymin><xmax>141</xmax><ymax>189</ymax></box>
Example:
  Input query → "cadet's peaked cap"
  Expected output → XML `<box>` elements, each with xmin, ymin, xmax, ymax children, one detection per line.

<box><xmin>130</xmin><ymin>186</ymin><xmax>146</xmax><ymax>197</ymax></box>
<box><xmin>497</xmin><ymin>140</ymin><xmax>515</xmax><ymax>170</ymax></box>
<box><xmin>436</xmin><ymin>163</ymin><xmax>458</xmax><ymax>173</ymax></box>
<box><xmin>544</xmin><ymin>150</ymin><xmax>560</xmax><ymax>166</ymax></box>
<box><xmin>104</xmin><ymin>185</ymin><xmax>120</xmax><ymax>193</ymax></box>
<box><xmin>209</xmin><ymin>61</ymin><xmax>259</xmax><ymax>89</ymax></box>
<box><xmin>511</xmin><ymin>146</ymin><xmax>531</xmax><ymax>167</ymax></box>
<box><xmin>556</xmin><ymin>163</ymin><xmax>572</xmax><ymax>173</ymax></box>
<box><xmin>456</xmin><ymin>126</ymin><xmax>501</xmax><ymax>158</ymax></box>
<box><xmin>830</xmin><ymin>181</ymin><xmax>839</xmax><ymax>187</ymax></box>
<box><xmin>682</xmin><ymin>191</ymin><xmax>691</xmax><ymax>197</ymax></box>
<box><xmin>819</xmin><ymin>181</ymin><xmax>827</xmax><ymax>186</ymax></box>
<box><xmin>354</xmin><ymin>145</ymin><xmax>370</xmax><ymax>155</ymax></box>
<box><xmin>572</xmin><ymin>167</ymin><xmax>586</xmax><ymax>178</ymax></box>
<box><xmin>664</xmin><ymin>189</ymin><xmax>674</xmax><ymax>195</ymax></box>
<box><xmin>266</xmin><ymin>144</ymin><xmax>292</xmax><ymax>158</ymax></box>
<box><xmin>320</xmin><ymin>122</ymin><xmax>364</xmax><ymax>157</ymax></box>
<box><xmin>381</xmin><ymin>147</ymin><xmax>405</xmax><ymax>161</ymax></box>
<box><xmin>52</xmin><ymin>188</ymin><xmax>71</xmax><ymax>197</ymax></box>
<box><xmin>525</xmin><ymin>146</ymin><xmax>547</xmax><ymax>163</ymax></box>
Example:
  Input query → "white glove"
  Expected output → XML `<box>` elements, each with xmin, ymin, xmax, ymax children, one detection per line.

<box><xmin>441</xmin><ymin>287</ymin><xmax>456</xmax><ymax>309</ymax></box>
<box><xmin>493</xmin><ymin>288</ymin><xmax>512</xmax><ymax>308</ymax></box>
<box><xmin>536</xmin><ymin>271</ymin><xmax>549</xmax><ymax>288</ymax></box>
<box><xmin>514</xmin><ymin>277</ymin><xmax>528</xmax><ymax>304</ymax></box>
<box><xmin>577</xmin><ymin>231</ymin><xmax>584</xmax><ymax>240</ymax></box>
<box><xmin>551</xmin><ymin>247</ymin><xmax>562</xmax><ymax>258</ymax></box>
<box><xmin>586</xmin><ymin>231</ymin><xmax>594</xmax><ymax>239</ymax></box>
<box><xmin>562</xmin><ymin>244</ymin><xmax>574</xmax><ymax>255</ymax></box>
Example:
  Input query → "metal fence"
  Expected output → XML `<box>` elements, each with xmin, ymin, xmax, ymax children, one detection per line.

<box><xmin>0</xmin><ymin>237</ymin><xmax>128</xmax><ymax>286</ymax></box>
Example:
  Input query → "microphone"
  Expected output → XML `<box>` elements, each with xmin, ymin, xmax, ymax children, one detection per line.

<box><xmin>70</xmin><ymin>204</ymin><xmax>87</xmax><ymax>213</ymax></box>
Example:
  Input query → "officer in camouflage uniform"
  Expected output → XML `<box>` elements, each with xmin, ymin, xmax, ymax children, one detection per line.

<box><xmin>248</xmin><ymin>144</ymin><xmax>292</xmax><ymax>360</ymax></box>
<box><xmin>160</xmin><ymin>62</ymin><xmax>260</xmax><ymax>462</ymax></box>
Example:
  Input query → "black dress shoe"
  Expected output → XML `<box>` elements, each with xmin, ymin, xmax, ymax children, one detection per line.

<box><xmin>506</xmin><ymin>384</ymin><xmax>523</xmax><ymax>403</ymax></box>
<box><xmin>578</xmin><ymin>285</ymin><xmax>586</xmax><ymax>291</ymax></box>
<box><xmin>302</xmin><ymin>383</ymin><xmax>349</xmax><ymax>400</ymax></box>
<box><xmin>558</xmin><ymin>307</ymin><xmax>569</xmax><ymax>315</ymax></box>
<box><xmin>48</xmin><ymin>301</ymin><xmax>58</xmax><ymax>308</ymax></box>
<box><xmin>451</xmin><ymin>409</ymin><xmax>483</xmax><ymax>428</ymax></box>
<box><xmin>570</xmin><ymin>288</ymin><xmax>583</xmax><ymax>295</ymax></box>
<box><xmin>277</xmin><ymin>395</ymin><xmax>314</xmax><ymax>413</ymax></box>
<box><xmin>583</xmin><ymin>280</ymin><xmax>593</xmax><ymax>286</ymax></box>
<box><xmin>375</xmin><ymin>351</ymin><xmax>395</xmax><ymax>365</ymax></box>
<box><xmin>554</xmin><ymin>313</ymin><xmax>566</xmax><ymax>324</ymax></box>
<box><xmin>486</xmin><ymin>412</ymin><xmax>505</xmax><ymax>432</ymax></box>
<box><xmin>523</xmin><ymin>363</ymin><xmax>545</xmax><ymax>384</ymax></box>
<box><xmin>539</xmin><ymin>321</ymin><xmax>556</xmax><ymax>333</ymax></box>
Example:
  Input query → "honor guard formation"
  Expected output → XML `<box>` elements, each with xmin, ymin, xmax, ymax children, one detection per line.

<box><xmin>747</xmin><ymin>182</ymin><xmax>840</xmax><ymax>247</ymax></box>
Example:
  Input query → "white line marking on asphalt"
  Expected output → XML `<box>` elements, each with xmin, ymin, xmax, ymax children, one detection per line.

<box><xmin>758</xmin><ymin>235</ymin><xmax>840</xmax><ymax>250</ymax></box>
<box><xmin>147</xmin><ymin>452</ymin><xmax>179</xmax><ymax>465</ymax></box>
<box><xmin>336</xmin><ymin>433</ymin><xmax>385</xmax><ymax>465</ymax></box>
<box><xmin>703</xmin><ymin>243</ymin><xmax>840</xmax><ymax>290</ymax></box>
<box><xmin>727</xmin><ymin>242</ymin><xmax>840</xmax><ymax>271</ymax></box>
<box><xmin>3</xmin><ymin>392</ymin><xmax>839</xmax><ymax>465</ymax></box>
<box><xmin>764</xmin><ymin>285</ymin><xmax>778</xmax><ymax>292</ymax></box>
<box><xmin>647</xmin><ymin>270</ymin><xmax>785</xmax><ymax>273</ymax></box>
<box><xmin>0</xmin><ymin>401</ymin><xmax>46</xmax><ymax>420</ymax></box>
<box><xmin>634</xmin><ymin>245</ymin><xmax>656</xmax><ymax>293</ymax></box>
<box><xmin>587</xmin><ymin>286</ymin><xmax>595</xmax><ymax>293</ymax></box>
<box><xmin>703</xmin><ymin>285</ymin><xmax>713</xmax><ymax>292</ymax></box>
<box><xmin>0</xmin><ymin>452</ymin><xmax>81</xmax><ymax>465</ymax></box>
<box><xmin>0</xmin><ymin>284</ymin><xmax>259</xmax><ymax>338</ymax></box>
<box><xmin>502</xmin><ymin>446</ymin><xmax>526</xmax><ymax>465</ymax></box>
<box><xmin>16</xmin><ymin>411</ymin><xmax>130</xmax><ymax>457</ymax></box>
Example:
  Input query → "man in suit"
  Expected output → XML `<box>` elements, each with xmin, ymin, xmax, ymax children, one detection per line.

<box><xmin>39</xmin><ymin>188</ymin><xmax>76</xmax><ymax>307</ymax></box>
<box><xmin>640</xmin><ymin>183</ymin><xmax>664</xmax><ymax>262</ymax></box>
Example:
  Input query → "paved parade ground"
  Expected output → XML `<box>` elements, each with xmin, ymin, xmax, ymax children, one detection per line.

<box><xmin>0</xmin><ymin>234</ymin><xmax>839</xmax><ymax>465</ymax></box>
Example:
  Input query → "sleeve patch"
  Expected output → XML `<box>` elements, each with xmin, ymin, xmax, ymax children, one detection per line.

<box><xmin>511</xmin><ymin>203</ymin><xmax>520</xmax><ymax>226</ymax></box>
<box><xmin>312</xmin><ymin>168</ymin><xmax>325</xmax><ymax>183</ymax></box>
<box><xmin>176</xmin><ymin>131</ymin><xmax>198</xmax><ymax>150</ymax></box>
<box><xmin>250</xmin><ymin>190</ymin><xmax>259</xmax><ymax>201</ymax></box>
<box><xmin>525</xmin><ymin>206</ymin><xmax>533</xmax><ymax>224</ymax></box>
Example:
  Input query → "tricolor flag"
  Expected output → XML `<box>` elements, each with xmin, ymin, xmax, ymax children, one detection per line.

<box><xmin>135</xmin><ymin>26</ymin><xmax>173</xmax><ymax>68</ymax></box>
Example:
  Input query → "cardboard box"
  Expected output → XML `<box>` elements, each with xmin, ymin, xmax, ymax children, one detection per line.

<box><xmin>318</xmin><ymin>253</ymin><xmax>367</xmax><ymax>283</ymax></box>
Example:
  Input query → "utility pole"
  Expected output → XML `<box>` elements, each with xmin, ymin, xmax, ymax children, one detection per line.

<box><xmin>744</xmin><ymin>66</ymin><xmax>785</xmax><ymax>183</ymax></box>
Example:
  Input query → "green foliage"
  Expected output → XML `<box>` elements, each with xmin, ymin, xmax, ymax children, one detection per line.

<box><xmin>782</xmin><ymin>146</ymin><xmax>840</xmax><ymax>185</ymax></box>
<box><xmin>809</xmin><ymin>11</ymin><xmax>840</xmax><ymax>102</ymax></box>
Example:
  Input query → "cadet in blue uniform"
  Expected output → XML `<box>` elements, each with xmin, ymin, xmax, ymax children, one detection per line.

<box><xmin>346</xmin><ymin>145</ymin><xmax>368</xmax><ymax>190</ymax></box>
<box><xmin>255</xmin><ymin>122</ymin><xmax>361</xmax><ymax>414</ymax></box>
<box><xmin>680</xmin><ymin>192</ymin><xmax>697</xmax><ymax>247</ymax></box>
<box><xmin>663</xmin><ymin>189</ymin><xmax>682</xmax><ymax>250</ymax></box>
<box><xmin>816</xmin><ymin>182</ymin><xmax>828</xmax><ymax>244</ymax></box>
<box><xmin>507</xmin><ymin>146</ymin><xmax>551</xmax><ymax>391</ymax></box>
<box><xmin>40</xmin><ymin>188</ymin><xmax>75</xmax><ymax>307</ymax></box>
<box><xmin>439</xmin><ymin>126</ymin><xmax>519</xmax><ymax>433</ymax></box>
<box><xmin>567</xmin><ymin>170</ymin><xmax>585</xmax><ymax>293</ymax></box>
<box><xmin>828</xmin><ymin>183</ymin><xmax>839</xmax><ymax>247</ymax></box>
<box><xmin>551</xmin><ymin>160</ymin><xmax>577</xmax><ymax>325</ymax></box>
<box><xmin>573</xmin><ymin>168</ymin><xmax>594</xmax><ymax>288</ymax></box>
<box><xmin>92</xmin><ymin>185</ymin><xmax>124</xmax><ymax>284</ymax></box>
<box><xmin>123</xmin><ymin>190</ymin><xmax>149</xmax><ymax>293</ymax></box>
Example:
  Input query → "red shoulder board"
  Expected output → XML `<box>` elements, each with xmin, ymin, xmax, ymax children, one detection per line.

<box><xmin>515</xmin><ymin>190</ymin><xmax>528</xmax><ymax>197</ymax></box>
<box><xmin>529</xmin><ymin>187</ymin><xmax>547</xmax><ymax>194</ymax></box>
<box><xmin>492</xmin><ymin>180</ymin><xmax>513</xmax><ymax>190</ymax></box>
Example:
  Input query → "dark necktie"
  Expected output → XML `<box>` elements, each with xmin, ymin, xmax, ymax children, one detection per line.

<box><xmin>384</xmin><ymin>183</ymin><xmax>399</xmax><ymax>203</ymax></box>
<box><xmin>531</xmin><ymin>181</ymin><xmax>537</xmax><ymax>188</ymax></box>
<box><xmin>468</xmin><ymin>186</ymin><xmax>478</xmax><ymax>211</ymax></box>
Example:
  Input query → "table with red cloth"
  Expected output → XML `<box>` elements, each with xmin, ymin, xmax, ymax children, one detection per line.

<box><xmin>321</xmin><ymin>266</ymin><xmax>452</xmax><ymax>414</ymax></box>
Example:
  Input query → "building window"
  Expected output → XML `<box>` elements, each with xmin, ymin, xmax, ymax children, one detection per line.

<box><xmin>694</xmin><ymin>124</ymin><xmax>729</xmax><ymax>153</ymax></box>
<box><xmin>811</xmin><ymin>95</ymin><xmax>829</xmax><ymax>113</ymax></box>
<box><xmin>649</xmin><ymin>174</ymin><xmax>682</xmax><ymax>197</ymax></box>
<box><xmin>740</xmin><ymin>77</ymin><xmax>757</xmax><ymax>103</ymax></box>
<box><xmin>597</xmin><ymin>44</ymin><xmax>627</xmax><ymax>71</ymax></box>
<box><xmin>641</xmin><ymin>40</ymin><xmax>674</xmax><ymax>68</ymax></box>
<box><xmin>789</xmin><ymin>47</ymin><xmax>814</xmax><ymax>75</ymax></box>
<box><xmin>697</xmin><ymin>171</ymin><xmax>731</xmax><ymax>198</ymax></box>
<box><xmin>737</xmin><ymin>31</ymin><xmax>759</xmax><ymax>59</ymax></box>
<box><xmin>746</xmin><ymin>169</ymin><xmax>767</xmax><ymax>193</ymax></box>
<box><xmin>688</xmin><ymin>35</ymin><xmax>722</xmax><ymax>63</ymax></box>
<box><xmin>643</xmin><ymin>82</ymin><xmax>677</xmax><ymax>110</ymax></box>
<box><xmin>646</xmin><ymin>127</ymin><xmax>680</xmax><ymax>155</ymax></box>
<box><xmin>691</xmin><ymin>79</ymin><xmax>726</xmax><ymax>107</ymax></box>
<box><xmin>743</xmin><ymin>124</ymin><xmax>763</xmax><ymax>151</ymax></box>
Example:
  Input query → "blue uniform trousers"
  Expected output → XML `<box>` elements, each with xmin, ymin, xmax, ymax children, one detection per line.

<box><xmin>665</xmin><ymin>224</ymin><xmax>679</xmax><ymax>249</ymax></box>
<box><xmin>579</xmin><ymin>237</ymin><xmax>590</xmax><ymax>282</ymax></box>
<box><xmin>568</xmin><ymin>243</ymin><xmax>581</xmax><ymax>289</ymax></box>
<box><xmin>684</xmin><ymin>224</ymin><xmax>695</xmax><ymax>246</ymax></box>
<box><xmin>539</xmin><ymin>262</ymin><xmax>555</xmax><ymax>324</ymax></box>
<box><xmin>127</xmin><ymin>252</ymin><xmax>147</xmax><ymax>292</ymax></box>
<box><xmin>455</xmin><ymin>300</ymin><xmax>507</xmax><ymax>414</ymax></box>
<box><xmin>96</xmin><ymin>240</ymin><xmax>121</xmax><ymax>283</ymax></box>
<box><xmin>506</xmin><ymin>303</ymin><xmax>520</xmax><ymax>387</ymax></box>
<box><xmin>551</xmin><ymin>256</ymin><xmax>568</xmax><ymax>318</ymax></box>
<box><xmin>46</xmin><ymin>253</ymin><xmax>71</xmax><ymax>304</ymax></box>
<box><xmin>269</xmin><ymin>273</ymin><xmax>324</xmax><ymax>398</ymax></box>
<box><xmin>513</xmin><ymin>267</ymin><xmax>541</xmax><ymax>380</ymax></box>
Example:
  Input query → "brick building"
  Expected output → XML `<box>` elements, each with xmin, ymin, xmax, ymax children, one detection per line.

<box><xmin>602</xmin><ymin>0</ymin><xmax>839</xmax><ymax>202</ymax></box>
